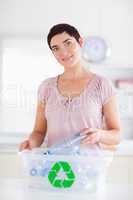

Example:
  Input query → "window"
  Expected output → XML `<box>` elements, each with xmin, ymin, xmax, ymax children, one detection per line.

<box><xmin>0</xmin><ymin>38</ymin><xmax>63</xmax><ymax>136</ymax></box>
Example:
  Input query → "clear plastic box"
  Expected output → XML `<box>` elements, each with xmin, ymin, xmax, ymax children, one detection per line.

<box><xmin>19</xmin><ymin>148</ymin><xmax>113</xmax><ymax>193</ymax></box>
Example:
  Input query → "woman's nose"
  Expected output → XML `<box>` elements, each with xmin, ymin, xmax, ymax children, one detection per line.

<box><xmin>59</xmin><ymin>47</ymin><xmax>69</xmax><ymax>56</ymax></box>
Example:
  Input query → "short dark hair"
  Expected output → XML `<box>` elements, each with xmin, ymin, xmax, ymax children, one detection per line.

<box><xmin>47</xmin><ymin>23</ymin><xmax>81</xmax><ymax>49</ymax></box>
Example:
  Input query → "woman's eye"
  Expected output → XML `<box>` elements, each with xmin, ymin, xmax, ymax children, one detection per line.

<box><xmin>66</xmin><ymin>41</ymin><xmax>72</xmax><ymax>46</ymax></box>
<box><xmin>52</xmin><ymin>47</ymin><xmax>59</xmax><ymax>52</ymax></box>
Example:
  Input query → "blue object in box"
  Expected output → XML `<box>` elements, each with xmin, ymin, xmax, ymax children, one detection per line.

<box><xmin>30</xmin><ymin>132</ymin><xmax>86</xmax><ymax>177</ymax></box>
<box><xmin>45</xmin><ymin>132</ymin><xmax>86</xmax><ymax>155</ymax></box>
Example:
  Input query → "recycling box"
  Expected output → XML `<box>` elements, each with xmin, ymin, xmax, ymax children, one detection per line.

<box><xmin>19</xmin><ymin>148</ymin><xmax>113</xmax><ymax>193</ymax></box>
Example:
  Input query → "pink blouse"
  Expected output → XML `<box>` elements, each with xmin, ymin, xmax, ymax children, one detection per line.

<box><xmin>38</xmin><ymin>74</ymin><xmax>117</xmax><ymax>147</ymax></box>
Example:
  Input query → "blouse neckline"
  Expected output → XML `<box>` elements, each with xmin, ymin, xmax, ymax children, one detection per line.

<box><xmin>55</xmin><ymin>73</ymin><xmax>97</xmax><ymax>100</ymax></box>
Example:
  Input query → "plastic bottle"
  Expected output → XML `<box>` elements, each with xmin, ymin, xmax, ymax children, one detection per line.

<box><xmin>45</xmin><ymin>132</ymin><xmax>86</xmax><ymax>155</ymax></box>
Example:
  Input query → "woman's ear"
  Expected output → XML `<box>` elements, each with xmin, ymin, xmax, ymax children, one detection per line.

<box><xmin>78</xmin><ymin>37</ymin><xmax>84</xmax><ymax>48</ymax></box>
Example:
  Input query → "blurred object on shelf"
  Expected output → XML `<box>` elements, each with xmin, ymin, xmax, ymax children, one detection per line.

<box><xmin>115</xmin><ymin>79</ymin><xmax>133</xmax><ymax>91</ymax></box>
<box><xmin>117</xmin><ymin>89</ymin><xmax>133</xmax><ymax>119</ymax></box>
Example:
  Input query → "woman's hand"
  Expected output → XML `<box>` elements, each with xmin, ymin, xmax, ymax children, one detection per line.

<box><xmin>19</xmin><ymin>140</ymin><xmax>31</xmax><ymax>151</ymax></box>
<box><xmin>19</xmin><ymin>131</ymin><xmax>45</xmax><ymax>151</ymax></box>
<box><xmin>80</xmin><ymin>128</ymin><xmax>101</xmax><ymax>145</ymax></box>
<box><xmin>80</xmin><ymin>128</ymin><xmax>118</xmax><ymax>150</ymax></box>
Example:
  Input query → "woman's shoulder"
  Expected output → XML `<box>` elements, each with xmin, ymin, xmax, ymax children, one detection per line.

<box><xmin>39</xmin><ymin>76</ymin><xmax>57</xmax><ymax>88</ymax></box>
<box><xmin>94</xmin><ymin>73</ymin><xmax>110</xmax><ymax>82</ymax></box>
<box><xmin>93</xmin><ymin>73</ymin><xmax>114</xmax><ymax>87</ymax></box>
<box><xmin>88</xmin><ymin>73</ymin><xmax>116</xmax><ymax>94</ymax></box>
<box><xmin>37</xmin><ymin>76</ymin><xmax>58</xmax><ymax>102</ymax></box>
<box><xmin>93</xmin><ymin>73</ymin><xmax>117</xmax><ymax>104</ymax></box>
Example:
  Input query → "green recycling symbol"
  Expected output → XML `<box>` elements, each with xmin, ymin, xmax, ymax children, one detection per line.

<box><xmin>48</xmin><ymin>161</ymin><xmax>76</xmax><ymax>188</ymax></box>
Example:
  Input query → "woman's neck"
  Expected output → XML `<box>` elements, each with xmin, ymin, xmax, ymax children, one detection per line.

<box><xmin>62</xmin><ymin>63</ymin><xmax>90</xmax><ymax>80</ymax></box>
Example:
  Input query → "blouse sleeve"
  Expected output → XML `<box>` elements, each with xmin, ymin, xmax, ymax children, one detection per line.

<box><xmin>37</xmin><ymin>79</ymin><xmax>50</xmax><ymax>103</ymax></box>
<box><xmin>100</xmin><ymin>76</ymin><xmax>117</xmax><ymax>106</ymax></box>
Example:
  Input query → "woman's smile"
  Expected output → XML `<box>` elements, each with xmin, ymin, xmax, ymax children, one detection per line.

<box><xmin>62</xmin><ymin>55</ymin><xmax>74</xmax><ymax>62</ymax></box>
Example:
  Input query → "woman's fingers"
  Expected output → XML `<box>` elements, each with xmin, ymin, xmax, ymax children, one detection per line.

<box><xmin>80</xmin><ymin>128</ymin><xmax>90</xmax><ymax>135</ymax></box>
<box><xmin>19</xmin><ymin>140</ymin><xmax>31</xmax><ymax>151</ymax></box>
<box><xmin>80</xmin><ymin>128</ymin><xmax>97</xmax><ymax>135</ymax></box>
<box><xmin>81</xmin><ymin>132</ymin><xmax>100</xmax><ymax>144</ymax></box>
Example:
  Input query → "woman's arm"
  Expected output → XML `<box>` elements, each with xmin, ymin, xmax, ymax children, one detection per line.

<box><xmin>99</xmin><ymin>95</ymin><xmax>121</xmax><ymax>150</ymax></box>
<box><xmin>99</xmin><ymin>95</ymin><xmax>121</xmax><ymax>145</ymax></box>
<box><xmin>19</xmin><ymin>101</ymin><xmax>47</xmax><ymax>151</ymax></box>
<box><xmin>81</xmin><ymin>96</ymin><xmax>121</xmax><ymax>148</ymax></box>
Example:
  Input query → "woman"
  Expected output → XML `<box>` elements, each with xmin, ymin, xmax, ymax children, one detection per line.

<box><xmin>19</xmin><ymin>23</ymin><xmax>121</xmax><ymax>151</ymax></box>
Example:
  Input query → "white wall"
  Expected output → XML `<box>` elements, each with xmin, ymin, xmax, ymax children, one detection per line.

<box><xmin>0</xmin><ymin>38</ymin><xmax>63</xmax><ymax>135</ymax></box>
<box><xmin>0</xmin><ymin>0</ymin><xmax>133</xmax><ymax>139</ymax></box>
<box><xmin>0</xmin><ymin>0</ymin><xmax>133</xmax><ymax>65</ymax></box>
<box><xmin>0</xmin><ymin>44</ymin><xmax>2</xmax><ymax>105</ymax></box>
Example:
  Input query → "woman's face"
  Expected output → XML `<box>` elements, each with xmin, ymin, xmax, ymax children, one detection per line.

<box><xmin>50</xmin><ymin>32</ymin><xmax>83</xmax><ymax>69</ymax></box>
